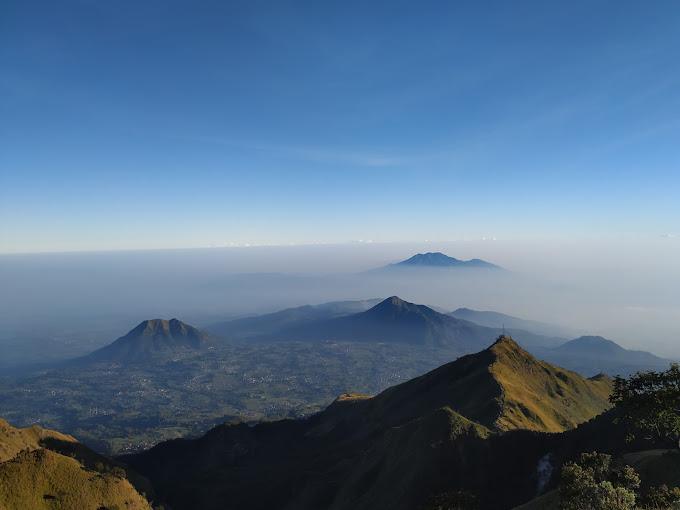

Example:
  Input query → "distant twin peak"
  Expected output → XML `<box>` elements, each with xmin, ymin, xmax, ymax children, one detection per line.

<box><xmin>391</xmin><ymin>252</ymin><xmax>501</xmax><ymax>270</ymax></box>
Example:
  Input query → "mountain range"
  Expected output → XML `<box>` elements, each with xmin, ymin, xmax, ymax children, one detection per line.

<box><xmin>207</xmin><ymin>299</ymin><xmax>382</xmax><ymax>340</ymax></box>
<box><xmin>204</xmin><ymin>296</ymin><xmax>673</xmax><ymax>377</ymax></box>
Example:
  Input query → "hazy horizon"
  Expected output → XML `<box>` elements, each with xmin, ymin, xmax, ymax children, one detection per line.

<box><xmin>1</xmin><ymin>239</ymin><xmax>678</xmax><ymax>367</ymax></box>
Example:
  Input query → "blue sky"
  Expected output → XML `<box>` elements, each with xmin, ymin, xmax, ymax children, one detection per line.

<box><xmin>1</xmin><ymin>1</ymin><xmax>679</xmax><ymax>253</ymax></box>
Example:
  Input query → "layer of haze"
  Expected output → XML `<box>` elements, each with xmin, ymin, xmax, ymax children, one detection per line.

<box><xmin>1</xmin><ymin>239</ymin><xmax>678</xmax><ymax>369</ymax></box>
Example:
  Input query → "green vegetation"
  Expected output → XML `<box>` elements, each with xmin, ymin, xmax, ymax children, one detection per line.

<box><xmin>610</xmin><ymin>363</ymin><xmax>680</xmax><ymax>449</ymax></box>
<box><xmin>515</xmin><ymin>449</ymin><xmax>680</xmax><ymax>510</ymax></box>
<box><xmin>559</xmin><ymin>452</ymin><xmax>640</xmax><ymax>509</ymax></box>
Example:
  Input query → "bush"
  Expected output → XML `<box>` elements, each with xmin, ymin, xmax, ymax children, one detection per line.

<box><xmin>640</xmin><ymin>484</ymin><xmax>680</xmax><ymax>508</ymax></box>
<box><xmin>559</xmin><ymin>452</ymin><xmax>639</xmax><ymax>509</ymax></box>
<box><xmin>110</xmin><ymin>466</ymin><xmax>126</xmax><ymax>479</ymax></box>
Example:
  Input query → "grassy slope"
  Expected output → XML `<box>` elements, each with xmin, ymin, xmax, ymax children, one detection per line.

<box><xmin>0</xmin><ymin>418</ymin><xmax>155</xmax><ymax>509</ymax></box>
<box><xmin>314</xmin><ymin>336</ymin><xmax>613</xmax><ymax>438</ymax></box>
<box><xmin>489</xmin><ymin>338</ymin><xmax>613</xmax><ymax>432</ymax></box>
<box><xmin>0</xmin><ymin>418</ymin><xmax>79</xmax><ymax>462</ymax></box>
<box><xmin>0</xmin><ymin>448</ymin><xmax>151</xmax><ymax>510</ymax></box>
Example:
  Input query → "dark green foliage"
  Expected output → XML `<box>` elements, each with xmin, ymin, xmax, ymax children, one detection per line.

<box><xmin>111</xmin><ymin>466</ymin><xmax>126</xmax><ymax>479</ymax></box>
<box><xmin>639</xmin><ymin>484</ymin><xmax>680</xmax><ymax>508</ymax></box>
<box><xmin>559</xmin><ymin>452</ymin><xmax>639</xmax><ymax>509</ymax></box>
<box><xmin>610</xmin><ymin>363</ymin><xmax>680</xmax><ymax>448</ymax></box>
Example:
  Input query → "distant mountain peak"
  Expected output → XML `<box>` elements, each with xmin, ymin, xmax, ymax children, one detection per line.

<box><xmin>133</xmin><ymin>318</ymin><xmax>195</xmax><ymax>337</ymax></box>
<box><xmin>491</xmin><ymin>334</ymin><xmax>520</xmax><ymax>349</ymax></box>
<box><xmin>556</xmin><ymin>336</ymin><xmax>626</xmax><ymax>354</ymax></box>
<box><xmin>390</xmin><ymin>252</ymin><xmax>501</xmax><ymax>269</ymax></box>
<box><xmin>372</xmin><ymin>296</ymin><xmax>411</xmax><ymax>311</ymax></box>
<box><xmin>81</xmin><ymin>318</ymin><xmax>213</xmax><ymax>364</ymax></box>
<box><xmin>364</xmin><ymin>296</ymin><xmax>440</xmax><ymax>321</ymax></box>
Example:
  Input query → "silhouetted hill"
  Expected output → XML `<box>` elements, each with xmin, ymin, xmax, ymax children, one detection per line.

<box><xmin>535</xmin><ymin>335</ymin><xmax>675</xmax><ymax>377</ymax></box>
<box><xmin>80</xmin><ymin>318</ymin><xmax>214</xmax><ymax>363</ymax></box>
<box><xmin>449</xmin><ymin>307</ymin><xmax>579</xmax><ymax>341</ymax></box>
<box><xmin>254</xmin><ymin>296</ymin><xmax>496</xmax><ymax>352</ymax></box>
<box><xmin>556</xmin><ymin>335</ymin><xmax>633</xmax><ymax>355</ymax></box>
<box><xmin>206</xmin><ymin>299</ymin><xmax>382</xmax><ymax>339</ymax></box>
<box><xmin>392</xmin><ymin>252</ymin><xmax>502</xmax><ymax>269</ymax></box>
<box><xmin>124</xmin><ymin>336</ymin><xmax>615</xmax><ymax>510</ymax></box>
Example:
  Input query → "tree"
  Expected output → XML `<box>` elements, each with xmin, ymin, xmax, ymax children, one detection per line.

<box><xmin>559</xmin><ymin>452</ymin><xmax>640</xmax><ymax>510</ymax></box>
<box><xmin>609</xmin><ymin>362</ymin><xmax>680</xmax><ymax>449</ymax></box>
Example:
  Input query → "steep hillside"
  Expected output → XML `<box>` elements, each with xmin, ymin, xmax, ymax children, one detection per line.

<box><xmin>488</xmin><ymin>337</ymin><xmax>612</xmax><ymax>431</ymax></box>
<box><xmin>0</xmin><ymin>418</ymin><xmax>78</xmax><ymax>462</ymax></box>
<box><xmin>0</xmin><ymin>419</ymin><xmax>153</xmax><ymax>509</ymax></box>
<box><xmin>309</xmin><ymin>336</ymin><xmax>612</xmax><ymax>437</ymax></box>
<box><xmin>81</xmin><ymin>318</ymin><xmax>214</xmax><ymax>363</ymax></box>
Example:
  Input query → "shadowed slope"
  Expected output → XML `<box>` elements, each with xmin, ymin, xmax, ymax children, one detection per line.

<box><xmin>260</xmin><ymin>296</ymin><xmax>495</xmax><ymax>352</ymax></box>
<box><xmin>207</xmin><ymin>299</ymin><xmax>382</xmax><ymax>339</ymax></box>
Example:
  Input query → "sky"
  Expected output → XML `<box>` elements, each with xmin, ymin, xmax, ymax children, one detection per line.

<box><xmin>2</xmin><ymin>0</ymin><xmax>679</xmax><ymax>253</ymax></box>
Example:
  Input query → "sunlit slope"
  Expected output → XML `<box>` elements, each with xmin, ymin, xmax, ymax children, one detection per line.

<box><xmin>0</xmin><ymin>449</ymin><xmax>151</xmax><ymax>510</ymax></box>
<box><xmin>0</xmin><ymin>419</ymin><xmax>153</xmax><ymax>510</ymax></box>
<box><xmin>314</xmin><ymin>336</ymin><xmax>612</xmax><ymax>437</ymax></box>
<box><xmin>0</xmin><ymin>418</ymin><xmax>78</xmax><ymax>462</ymax></box>
<box><xmin>488</xmin><ymin>337</ymin><xmax>613</xmax><ymax>432</ymax></box>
